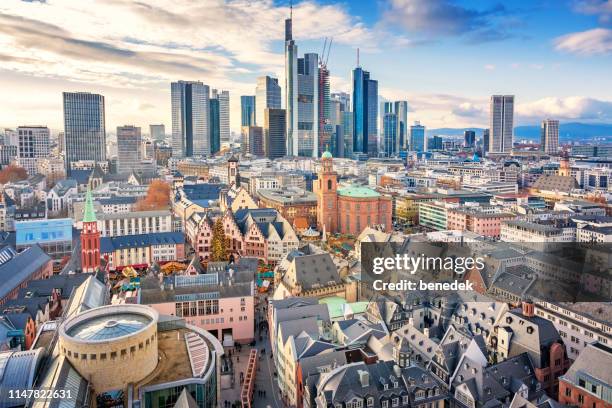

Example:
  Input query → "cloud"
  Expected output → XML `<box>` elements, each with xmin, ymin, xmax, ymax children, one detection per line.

<box><xmin>554</xmin><ymin>28</ymin><xmax>612</xmax><ymax>55</ymax></box>
<box><xmin>452</xmin><ymin>102</ymin><xmax>486</xmax><ymax>118</ymax></box>
<box><xmin>0</xmin><ymin>0</ymin><xmax>388</xmax><ymax>132</ymax></box>
<box><xmin>516</xmin><ymin>96</ymin><xmax>612</xmax><ymax>122</ymax></box>
<box><xmin>484</xmin><ymin>64</ymin><xmax>496</xmax><ymax>70</ymax></box>
<box><xmin>573</xmin><ymin>0</ymin><xmax>612</xmax><ymax>24</ymax></box>
<box><xmin>382</xmin><ymin>0</ymin><xmax>514</xmax><ymax>43</ymax></box>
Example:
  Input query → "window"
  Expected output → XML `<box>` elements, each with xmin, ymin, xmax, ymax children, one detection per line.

<box><xmin>578</xmin><ymin>394</ymin><xmax>584</xmax><ymax>404</ymax></box>
<box><xmin>382</xmin><ymin>401</ymin><xmax>388</xmax><ymax>408</ymax></box>
<box><xmin>565</xmin><ymin>388</ymin><xmax>571</xmax><ymax>397</ymax></box>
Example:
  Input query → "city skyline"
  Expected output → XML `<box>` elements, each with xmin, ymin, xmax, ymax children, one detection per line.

<box><xmin>1</xmin><ymin>0</ymin><xmax>612</xmax><ymax>135</ymax></box>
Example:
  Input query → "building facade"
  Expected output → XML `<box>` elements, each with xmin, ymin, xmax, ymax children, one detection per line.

<box><xmin>171</xmin><ymin>81</ymin><xmax>210</xmax><ymax>158</ymax></box>
<box><xmin>62</xmin><ymin>92</ymin><xmax>106</xmax><ymax>172</ymax></box>
<box><xmin>490</xmin><ymin>95</ymin><xmax>514</xmax><ymax>153</ymax></box>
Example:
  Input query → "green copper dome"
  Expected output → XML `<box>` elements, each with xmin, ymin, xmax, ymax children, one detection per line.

<box><xmin>322</xmin><ymin>150</ymin><xmax>333</xmax><ymax>159</ymax></box>
<box><xmin>337</xmin><ymin>185</ymin><xmax>380</xmax><ymax>198</ymax></box>
<box><xmin>82</xmin><ymin>188</ymin><xmax>97</xmax><ymax>223</ymax></box>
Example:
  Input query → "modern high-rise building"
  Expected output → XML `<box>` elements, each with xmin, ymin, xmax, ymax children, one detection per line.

<box><xmin>241</xmin><ymin>95</ymin><xmax>256</xmax><ymax>127</ymax></box>
<box><xmin>241</xmin><ymin>126</ymin><xmax>264</xmax><ymax>156</ymax></box>
<box><xmin>62</xmin><ymin>92</ymin><xmax>106</xmax><ymax>172</ymax></box>
<box><xmin>213</xmin><ymin>89</ymin><xmax>230</xmax><ymax>146</ymax></box>
<box><xmin>410</xmin><ymin>121</ymin><xmax>426</xmax><ymax>152</ymax></box>
<box><xmin>464</xmin><ymin>130</ymin><xmax>476</xmax><ymax>148</ymax></box>
<box><xmin>383</xmin><ymin>101</ymin><xmax>408</xmax><ymax>153</ymax></box>
<box><xmin>297</xmin><ymin>53</ymin><xmax>319</xmax><ymax>157</ymax></box>
<box><xmin>429</xmin><ymin>135</ymin><xmax>443</xmax><ymax>151</ymax></box>
<box><xmin>116</xmin><ymin>125</ymin><xmax>142</xmax><ymax>174</ymax></box>
<box><xmin>541</xmin><ymin>119</ymin><xmax>559</xmax><ymax>154</ymax></box>
<box><xmin>171</xmin><ymin>81</ymin><xmax>210</xmax><ymax>158</ymax></box>
<box><xmin>283</xmin><ymin>10</ymin><xmax>318</xmax><ymax>157</ymax></box>
<box><xmin>352</xmin><ymin>65</ymin><xmax>378</xmax><ymax>157</ymax></box>
<box><xmin>16</xmin><ymin>126</ymin><xmax>50</xmax><ymax>175</ymax></box>
<box><xmin>318</xmin><ymin>64</ymin><xmax>331</xmax><ymax>156</ymax></box>
<box><xmin>209</xmin><ymin>97</ymin><xmax>221</xmax><ymax>155</ymax></box>
<box><xmin>149</xmin><ymin>124</ymin><xmax>165</xmax><ymax>142</ymax></box>
<box><xmin>263</xmin><ymin>108</ymin><xmax>286</xmax><ymax>160</ymax></box>
<box><xmin>255</xmin><ymin>76</ymin><xmax>281</xmax><ymax>128</ymax></box>
<box><xmin>489</xmin><ymin>95</ymin><xmax>514</xmax><ymax>153</ymax></box>
<box><xmin>394</xmin><ymin>101</ymin><xmax>408</xmax><ymax>150</ymax></box>
<box><xmin>383</xmin><ymin>112</ymin><xmax>398</xmax><ymax>157</ymax></box>
<box><xmin>331</xmin><ymin>92</ymin><xmax>352</xmax><ymax>157</ymax></box>
<box><xmin>285</xmin><ymin>11</ymin><xmax>298</xmax><ymax>157</ymax></box>
<box><xmin>483</xmin><ymin>128</ymin><xmax>490</xmax><ymax>154</ymax></box>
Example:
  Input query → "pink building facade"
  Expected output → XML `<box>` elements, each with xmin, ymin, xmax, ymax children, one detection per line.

<box><xmin>146</xmin><ymin>295</ymin><xmax>255</xmax><ymax>344</ymax></box>
<box><xmin>447</xmin><ymin>209</ymin><xmax>514</xmax><ymax>238</ymax></box>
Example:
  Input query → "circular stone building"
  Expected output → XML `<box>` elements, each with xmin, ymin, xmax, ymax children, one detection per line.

<box><xmin>58</xmin><ymin>304</ymin><xmax>159</xmax><ymax>392</ymax></box>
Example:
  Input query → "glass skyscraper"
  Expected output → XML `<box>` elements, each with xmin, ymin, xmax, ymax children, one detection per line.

<box><xmin>62</xmin><ymin>92</ymin><xmax>106</xmax><ymax>172</ymax></box>
<box><xmin>255</xmin><ymin>76</ymin><xmax>281</xmax><ymax>128</ymax></box>
<box><xmin>297</xmin><ymin>53</ymin><xmax>319</xmax><ymax>157</ymax></box>
<box><xmin>383</xmin><ymin>112</ymin><xmax>398</xmax><ymax>157</ymax></box>
<box><xmin>410</xmin><ymin>121</ymin><xmax>426</xmax><ymax>152</ymax></box>
<box><xmin>241</xmin><ymin>96</ymin><xmax>256</xmax><ymax>127</ymax></box>
<box><xmin>489</xmin><ymin>95</ymin><xmax>514</xmax><ymax>153</ymax></box>
<box><xmin>264</xmin><ymin>108</ymin><xmax>286</xmax><ymax>159</ymax></box>
<box><xmin>285</xmin><ymin>14</ymin><xmax>298</xmax><ymax>157</ymax></box>
<box><xmin>116</xmin><ymin>125</ymin><xmax>142</xmax><ymax>174</ymax></box>
<box><xmin>171</xmin><ymin>81</ymin><xmax>210</xmax><ymax>158</ymax></box>
<box><xmin>209</xmin><ymin>98</ymin><xmax>220</xmax><ymax>155</ymax></box>
<box><xmin>352</xmin><ymin>66</ymin><xmax>377</xmax><ymax>157</ymax></box>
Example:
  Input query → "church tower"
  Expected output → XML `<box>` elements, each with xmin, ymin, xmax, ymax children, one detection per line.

<box><xmin>228</xmin><ymin>155</ymin><xmax>240</xmax><ymax>187</ymax></box>
<box><xmin>315</xmin><ymin>149</ymin><xmax>338</xmax><ymax>233</ymax></box>
<box><xmin>81</xmin><ymin>188</ymin><xmax>101</xmax><ymax>273</ymax></box>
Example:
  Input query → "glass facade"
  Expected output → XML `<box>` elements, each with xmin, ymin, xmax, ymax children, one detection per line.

<box><xmin>171</xmin><ymin>81</ymin><xmax>210</xmax><ymax>158</ymax></box>
<box><xmin>383</xmin><ymin>113</ymin><xmax>398</xmax><ymax>157</ymax></box>
<box><xmin>209</xmin><ymin>99</ymin><xmax>220</xmax><ymax>154</ymax></box>
<box><xmin>410</xmin><ymin>123</ymin><xmax>426</xmax><ymax>152</ymax></box>
<box><xmin>62</xmin><ymin>92</ymin><xmax>106</xmax><ymax>171</ymax></box>
<box><xmin>240</xmin><ymin>95</ymin><xmax>255</xmax><ymax>127</ymax></box>
<box><xmin>143</xmin><ymin>379</ymin><xmax>217</xmax><ymax>408</ymax></box>
<box><xmin>352</xmin><ymin>67</ymin><xmax>377</xmax><ymax>156</ymax></box>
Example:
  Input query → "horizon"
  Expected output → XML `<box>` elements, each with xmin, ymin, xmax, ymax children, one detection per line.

<box><xmin>1</xmin><ymin>0</ymin><xmax>612</xmax><ymax>134</ymax></box>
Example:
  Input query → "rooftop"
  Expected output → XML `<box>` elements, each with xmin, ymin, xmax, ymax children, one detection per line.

<box><xmin>338</xmin><ymin>185</ymin><xmax>380</xmax><ymax>198</ymax></box>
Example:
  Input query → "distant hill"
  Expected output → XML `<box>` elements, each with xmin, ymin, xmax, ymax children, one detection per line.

<box><xmin>427</xmin><ymin>123</ymin><xmax>612</xmax><ymax>142</ymax></box>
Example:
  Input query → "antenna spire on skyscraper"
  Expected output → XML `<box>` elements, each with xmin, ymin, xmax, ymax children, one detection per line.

<box><xmin>357</xmin><ymin>48</ymin><xmax>360</xmax><ymax>67</ymax></box>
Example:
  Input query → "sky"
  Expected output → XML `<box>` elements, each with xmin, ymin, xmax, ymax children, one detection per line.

<box><xmin>1</xmin><ymin>0</ymin><xmax>612</xmax><ymax>135</ymax></box>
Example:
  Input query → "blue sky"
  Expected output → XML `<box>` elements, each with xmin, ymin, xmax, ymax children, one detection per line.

<box><xmin>0</xmin><ymin>0</ymin><xmax>611</xmax><ymax>133</ymax></box>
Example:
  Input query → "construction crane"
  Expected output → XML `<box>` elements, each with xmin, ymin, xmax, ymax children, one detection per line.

<box><xmin>319</xmin><ymin>36</ymin><xmax>333</xmax><ymax>69</ymax></box>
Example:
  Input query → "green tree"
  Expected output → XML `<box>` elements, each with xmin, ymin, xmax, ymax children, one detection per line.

<box><xmin>210</xmin><ymin>218</ymin><xmax>229</xmax><ymax>262</ymax></box>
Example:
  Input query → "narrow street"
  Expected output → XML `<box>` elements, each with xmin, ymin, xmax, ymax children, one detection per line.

<box><xmin>220</xmin><ymin>293</ymin><xmax>282</xmax><ymax>408</ymax></box>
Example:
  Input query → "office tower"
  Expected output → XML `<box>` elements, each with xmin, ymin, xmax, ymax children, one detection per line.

<box><xmin>241</xmin><ymin>126</ymin><xmax>264</xmax><ymax>156</ymax></box>
<box><xmin>16</xmin><ymin>126</ymin><xmax>50</xmax><ymax>175</ymax></box>
<box><xmin>428</xmin><ymin>135</ymin><xmax>443</xmax><ymax>151</ymax></box>
<box><xmin>241</xmin><ymin>95</ymin><xmax>256</xmax><ymax>127</ymax></box>
<box><xmin>352</xmin><ymin>65</ymin><xmax>378</xmax><ymax>157</ymax></box>
<box><xmin>541</xmin><ymin>119</ymin><xmax>559</xmax><ymax>154</ymax></box>
<box><xmin>318</xmin><ymin>63</ymin><xmax>331</xmax><ymax>156</ymax></box>
<box><xmin>394</xmin><ymin>101</ymin><xmax>408</xmax><ymax>150</ymax></box>
<box><xmin>285</xmin><ymin>10</ymin><xmax>298</xmax><ymax>157</ymax></box>
<box><xmin>116</xmin><ymin>125</ymin><xmax>142</xmax><ymax>174</ymax></box>
<box><xmin>331</xmin><ymin>92</ymin><xmax>350</xmax><ymax>111</ymax></box>
<box><xmin>149</xmin><ymin>124</ymin><xmax>165</xmax><ymax>142</ymax></box>
<box><xmin>211</xmin><ymin>89</ymin><xmax>230</xmax><ymax>146</ymax></box>
<box><xmin>264</xmin><ymin>108</ymin><xmax>286</xmax><ymax>159</ymax></box>
<box><xmin>490</xmin><ymin>95</ymin><xmax>514</xmax><ymax>153</ymax></box>
<box><xmin>410</xmin><ymin>121</ymin><xmax>426</xmax><ymax>152</ymax></box>
<box><xmin>296</xmin><ymin>53</ymin><xmax>319</xmax><ymax>157</ymax></box>
<box><xmin>483</xmin><ymin>129</ymin><xmax>490</xmax><ymax>153</ymax></box>
<box><xmin>62</xmin><ymin>92</ymin><xmax>106</xmax><ymax>171</ymax></box>
<box><xmin>209</xmin><ymin>97</ymin><xmax>221</xmax><ymax>155</ymax></box>
<box><xmin>383</xmin><ymin>101</ymin><xmax>408</xmax><ymax>152</ymax></box>
<box><xmin>256</xmin><ymin>76</ymin><xmax>281</xmax><ymax>127</ymax></box>
<box><xmin>383</xmin><ymin>112</ymin><xmax>398</xmax><ymax>156</ymax></box>
<box><xmin>171</xmin><ymin>81</ymin><xmax>210</xmax><ymax>158</ymax></box>
<box><xmin>342</xmin><ymin>111</ymin><xmax>353</xmax><ymax>157</ymax></box>
<box><xmin>464</xmin><ymin>130</ymin><xmax>476</xmax><ymax>148</ymax></box>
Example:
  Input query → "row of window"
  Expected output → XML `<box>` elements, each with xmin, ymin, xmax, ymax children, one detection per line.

<box><xmin>64</xmin><ymin>333</ymin><xmax>155</xmax><ymax>361</ymax></box>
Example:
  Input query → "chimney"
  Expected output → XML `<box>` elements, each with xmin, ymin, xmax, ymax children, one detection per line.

<box><xmin>424</xmin><ymin>328</ymin><xmax>430</xmax><ymax>338</ymax></box>
<box><xmin>358</xmin><ymin>370</ymin><xmax>369</xmax><ymax>388</ymax></box>
<box><xmin>522</xmin><ymin>299</ymin><xmax>534</xmax><ymax>318</ymax></box>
